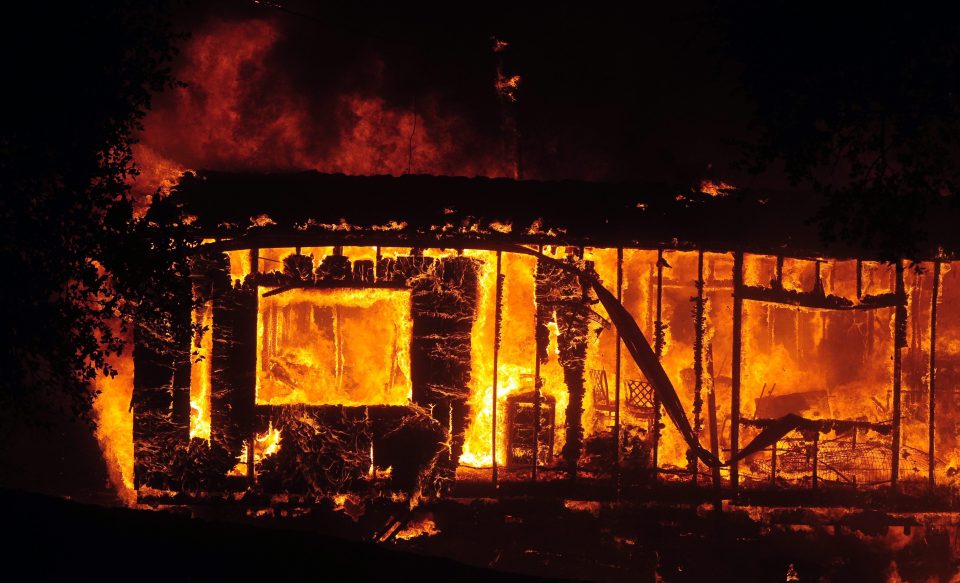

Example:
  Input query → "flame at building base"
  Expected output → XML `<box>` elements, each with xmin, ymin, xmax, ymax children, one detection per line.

<box><xmin>92</xmin><ymin>337</ymin><xmax>136</xmax><ymax>506</ymax></box>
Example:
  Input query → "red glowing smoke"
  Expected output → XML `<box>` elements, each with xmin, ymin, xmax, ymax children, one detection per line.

<box><xmin>132</xmin><ymin>17</ymin><xmax>513</xmax><ymax>200</ymax></box>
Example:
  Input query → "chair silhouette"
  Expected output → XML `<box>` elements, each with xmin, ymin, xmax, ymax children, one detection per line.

<box><xmin>590</xmin><ymin>369</ymin><xmax>616</xmax><ymax>433</ymax></box>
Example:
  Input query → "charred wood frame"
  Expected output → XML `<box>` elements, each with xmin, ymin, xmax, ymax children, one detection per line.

<box><xmin>128</xmin><ymin>171</ymin><xmax>954</xmax><ymax>502</ymax></box>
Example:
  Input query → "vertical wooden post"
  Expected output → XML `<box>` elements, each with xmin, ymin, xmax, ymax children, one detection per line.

<box><xmin>731</xmin><ymin>251</ymin><xmax>744</xmax><ymax>492</ymax></box>
<box><xmin>247</xmin><ymin>247</ymin><xmax>258</xmax><ymax>486</ymax></box>
<box><xmin>653</xmin><ymin>248</ymin><xmax>666</xmax><ymax>480</ymax></box>
<box><xmin>492</xmin><ymin>251</ymin><xmax>503</xmax><ymax>487</ymax></box>
<box><xmin>533</xmin><ymin>245</ymin><xmax>543</xmax><ymax>483</ymax></box>
<box><xmin>892</xmin><ymin>260</ymin><xmax>905</xmax><ymax>490</ymax></box>
<box><xmin>647</xmin><ymin>264</ymin><xmax>655</xmax><ymax>333</ymax></box>
<box><xmin>706</xmin><ymin>342</ymin><xmax>723</xmax><ymax>505</ymax></box>
<box><xmin>929</xmin><ymin>261</ymin><xmax>940</xmax><ymax>491</ymax></box>
<box><xmin>614</xmin><ymin>247</ymin><xmax>623</xmax><ymax>491</ymax></box>
<box><xmin>692</xmin><ymin>250</ymin><xmax>705</xmax><ymax>485</ymax></box>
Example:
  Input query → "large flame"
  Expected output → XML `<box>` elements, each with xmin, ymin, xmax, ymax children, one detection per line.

<box><xmin>91</xmin><ymin>330</ymin><xmax>136</xmax><ymax>506</ymax></box>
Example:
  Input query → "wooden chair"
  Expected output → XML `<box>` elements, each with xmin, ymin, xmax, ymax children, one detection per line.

<box><xmin>590</xmin><ymin>369</ymin><xmax>616</xmax><ymax>433</ymax></box>
<box><xmin>625</xmin><ymin>378</ymin><xmax>655</xmax><ymax>413</ymax></box>
<box><xmin>620</xmin><ymin>378</ymin><xmax>657</xmax><ymax>444</ymax></box>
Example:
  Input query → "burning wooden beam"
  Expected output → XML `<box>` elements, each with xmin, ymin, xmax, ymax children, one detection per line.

<box><xmin>652</xmin><ymin>248</ymin><xmax>666</xmax><ymax>480</ymax></box>
<box><xmin>929</xmin><ymin>260</ymin><xmax>941</xmax><ymax>490</ymax></box>
<box><xmin>731</xmin><ymin>251</ymin><xmax>744</xmax><ymax>491</ymax></box>
<box><xmin>691</xmin><ymin>250</ymin><xmax>706</xmax><ymax>484</ymax></box>
<box><xmin>614</xmin><ymin>247</ymin><xmax>623</xmax><ymax>492</ymax></box>
<box><xmin>891</xmin><ymin>261</ymin><xmax>906</xmax><ymax>489</ymax></box>
<box><xmin>492</xmin><ymin>251</ymin><xmax>503</xmax><ymax>487</ymax></box>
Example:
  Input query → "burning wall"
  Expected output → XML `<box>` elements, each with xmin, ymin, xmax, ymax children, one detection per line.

<box><xmin>89</xmin><ymin>158</ymin><xmax>960</xmax><ymax>507</ymax></box>
<box><xmin>81</xmin><ymin>7</ymin><xmax>960</xmax><ymax>507</ymax></box>
<box><xmin>95</xmin><ymin>233</ymin><xmax>960</xmax><ymax>505</ymax></box>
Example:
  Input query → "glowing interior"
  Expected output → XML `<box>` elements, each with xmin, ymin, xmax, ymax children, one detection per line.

<box><xmin>255</xmin><ymin>287</ymin><xmax>413</xmax><ymax>406</ymax></box>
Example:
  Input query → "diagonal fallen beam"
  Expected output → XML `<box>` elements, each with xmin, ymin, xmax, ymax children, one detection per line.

<box><xmin>510</xmin><ymin>245</ymin><xmax>720</xmax><ymax>467</ymax></box>
<box><xmin>511</xmin><ymin>245</ymin><xmax>820</xmax><ymax>471</ymax></box>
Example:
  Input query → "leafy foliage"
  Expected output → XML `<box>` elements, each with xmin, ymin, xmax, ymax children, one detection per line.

<box><xmin>0</xmin><ymin>2</ymin><xmax>189</xmax><ymax>421</ymax></box>
<box><xmin>720</xmin><ymin>2</ymin><xmax>960</xmax><ymax>259</ymax></box>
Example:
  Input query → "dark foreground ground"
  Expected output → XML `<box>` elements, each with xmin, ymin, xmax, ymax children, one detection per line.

<box><xmin>4</xmin><ymin>487</ymin><xmax>960</xmax><ymax>582</ymax></box>
<box><xmin>0</xmin><ymin>488</ymin><xmax>551</xmax><ymax>582</ymax></box>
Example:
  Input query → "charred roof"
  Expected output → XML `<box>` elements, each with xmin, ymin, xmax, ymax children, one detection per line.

<box><xmin>163</xmin><ymin>171</ymin><xmax>956</xmax><ymax>261</ymax></box>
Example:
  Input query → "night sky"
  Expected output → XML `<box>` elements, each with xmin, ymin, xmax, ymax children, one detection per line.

<box><xmin>137</xmin><ymin>1</ymin><xmax>755</xmax><ymax>191</ymax></box>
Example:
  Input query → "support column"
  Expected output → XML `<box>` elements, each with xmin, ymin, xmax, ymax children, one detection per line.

<box><xmin>408</xmin><ymin>255</ymin><xmax>480</xmax><ymax>477</ymax></box>
<box><xmin>706</xmin><ymin>342</ymin><xmax>723</xmax><ymax>507</ymax></box>
<box><xmin>891</xmin><ymin>260</ymin><xmax>906</xmax><ymax>489</ymax></box>
<box><xmin>929</xmin><ymin>261</ymin><xmax>940</xmax><ymax>490</ymax></box>
<box><xmin>731</xmin><ymin>251</ymin><xmax>744</xmax><ymax>492</ymax></box>
<box><xmin>533</xmin><ymin>245</ymin><xmax>543</xmax><ymax>483</ymax></box>
<box><xmin>492</xmin><ymin>251</ymin><xmax>503</xmax><ymax>487</ymax></box>
<box><xmin>652</xmin><ymin>248</ymin><xmax>666</xmax><ymax>479</ymax></box>
<box><xmin>614</xmin><ymin>247</ymin><xmax>623</xmax><ymax>490</ymax></box>
<box><xmin>246</xmin><ymin>247</ymin><xmax>258</xmax><ymax>486</ymax></box>
<box><xmin>692</xmin><ymin>250</ymin><xmax>705</xmax><ymax>484</ymax></box>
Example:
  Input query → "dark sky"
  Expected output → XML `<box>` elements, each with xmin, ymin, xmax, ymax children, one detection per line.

<box><xmin>141</xmin><ymin>0</ymin><xmax>756</xmax><ymax>188</ymax></box>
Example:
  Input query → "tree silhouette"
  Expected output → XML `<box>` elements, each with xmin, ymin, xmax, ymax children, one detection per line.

<box><xmin>720</xmin><ymin>2</ymin><xmax>960</xmax><ymax>259</ymax></box>
<box><xmin>0</xmin><ymin>2</ymin><xmax>189</xmax><ymax>422</ymax></box>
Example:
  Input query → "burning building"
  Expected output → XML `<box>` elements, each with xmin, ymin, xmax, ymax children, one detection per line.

<box><xmin>94</xmin><ymin>169</ymin><xmax>960</xmax><ymax>508</ymax></box>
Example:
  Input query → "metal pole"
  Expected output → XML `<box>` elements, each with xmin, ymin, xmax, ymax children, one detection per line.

<box><xmin>892</xmin><ymin>260</ymin><xmax>905</xmax><ymax>490</ymax></box>
<box><xmin>492</xmin><ymin>251</ymin><xmax>503</xmax><ymax>487</ymax></box>
<box><xmin>614</xmin><ymin>247</ymin><xmax>623</xmax><ymax>491</ymax></box>
<box><xmin>929</xmin><ymin>261</ymin><xmax>940</xmax><ymax>490</ymax></box>
<box><xmin>731</xmin><ymin>251</ymin><xmax>744</xmax><ymax>493</ymax></box>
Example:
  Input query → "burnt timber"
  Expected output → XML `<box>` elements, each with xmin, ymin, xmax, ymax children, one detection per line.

<box><xmin>131</xmin><ymin>170</ymin><xmax>960</xmax><ymax>506</ymax></box>
<box><xmin>164</xmin><ymin>170</ymin><xmax>960</xmax><ymax>262</ymax></box>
